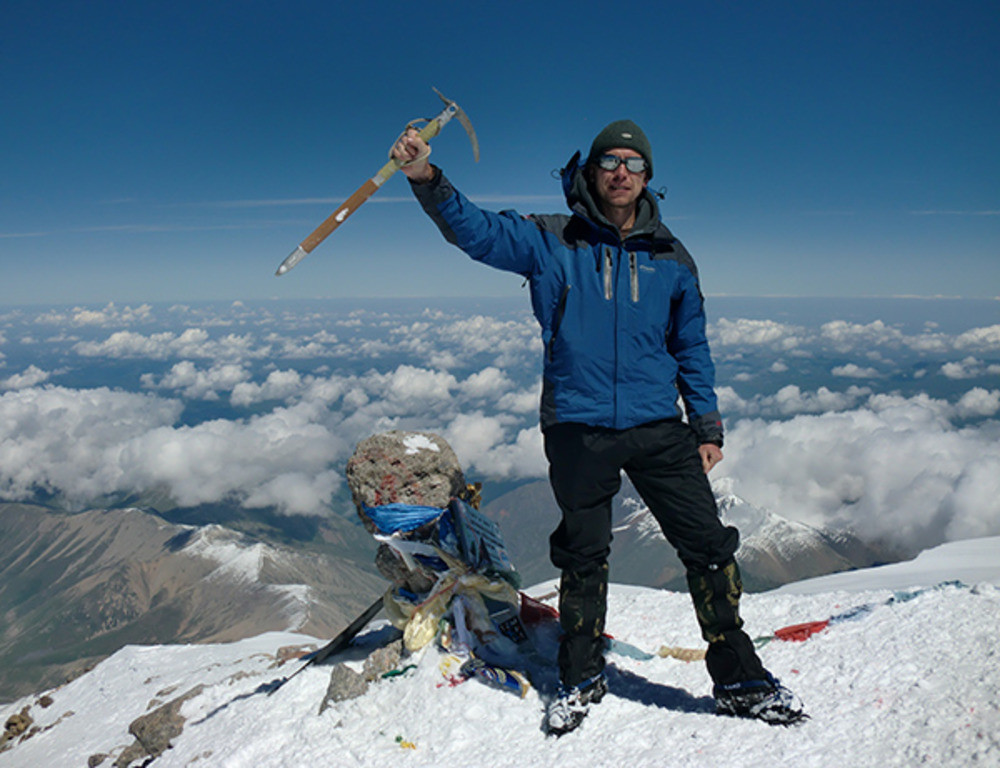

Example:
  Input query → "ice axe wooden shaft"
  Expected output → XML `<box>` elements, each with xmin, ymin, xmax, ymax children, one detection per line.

<box><xmin>275</xmin><ymin>89</ymin><xmax>478</xmax><ymax>276</ymax></box>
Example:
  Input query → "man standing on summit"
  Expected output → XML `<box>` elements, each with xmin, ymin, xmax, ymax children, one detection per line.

<box><xmin>393</xmin><ymin>120</ymin><xmax>804</xmax><ymax>734</ymax></box>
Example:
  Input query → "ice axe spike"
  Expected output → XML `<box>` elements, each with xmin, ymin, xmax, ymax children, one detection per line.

<box><xmin>275</xmin><ymin>89</ymin><xmax>479</xmax><ymax>276</ymax></box>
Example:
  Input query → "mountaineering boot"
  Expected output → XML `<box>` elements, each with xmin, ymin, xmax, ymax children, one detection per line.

<box><xmin>714</xmin><ymin>673</ymin><xmax>807</xmax><ymax>725</ymax></box>
<box><xmin>544</xmin><ymin>673</ymin><xmax>608</xmax><ymax>737</ymax></box>
<box><xmin>688</xmin><ymin>559</ymin><xmax>807</xmax><ymax>724</ymax></box>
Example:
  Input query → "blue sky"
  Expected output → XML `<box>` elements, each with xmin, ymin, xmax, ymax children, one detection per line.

<box><xmin>2</xmin><ymin>0</ymin><xmax>998</xmax><ymax>304</ymax></box>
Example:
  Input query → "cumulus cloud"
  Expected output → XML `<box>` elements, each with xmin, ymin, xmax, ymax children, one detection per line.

<box><xmin>497</xmin><ymin>382</ymin><xmax>542</xmax><ymax>414</ymax></box>
<box><xmin>716</xmin><ymin>393</ymin><xmax>1000</xmax><ymax>553</ymax></box>
<box><xmin>817</xmin><ymin>320</ymin><xmax>1000</xmax><ymax>357</ymax></box>
<box><xmin>263</xmin><ymin>330</ymin><xmax>340</xmax><ymax>358</ymax></box>
<box><xmin>231</xmin><ymin>369</ymin><xmax>308</xmax><ymax>406</ymax></box>
<box><xmin>443</xmin><ymin>412</ymin><xmax>509</xmax><ymax>465</ymax></box>
<box><xmin>141</xmin><ymin>361</ymin><xmax>251</xmax><ymax>400</ymax></box>
<box><xmin>74</xmin><ymin>328</ymin><xmax>265</xmax><ymax>362</ymax></box>
<box><xmin>940</xmin><ymin>357</ymin><xmax>1000</xmax><ymax>380</ymax></box>
<box><xmin>443</xmin><ymin>413</ymin><xmax>544</xmax><ymax>478</ymax></box>
<box><xmin>0</xmin><ymin>365</ymin><xmax>51</xmax><ymax>390</ymax></box>
<box><xmin>954</xmin><ymin>325</ymin><xmax>1000</xmax><ymax>351</ymax></box>
<box><xmin>710</xmin><ymin>316</ymin><xmax>1000</xmax><ymax>361</ymax></box>
<box><xmin>710</xmin><ymin>318</ymin><xmax>806</xmax><ymax>350</ymax></box>
<box><xmin>821</xmin><ymin>319</ymin><xmax>905</xmax><ymax>351</ymax></box>
<box><xmin>831</xmin><ymin>363</ymin><xmax>881</xmax><ymax>378</ymax></box>
<box><xmin>457</xmin><ymin>367</ymin><xmax>514</xmax><ymax>399</ymax></box>
<box><xmin>434</xmin><ymin>314</ymin><xmax>542</xmax><ymax>367</ymax></box>
<box><xmin>228</xmin><ymin>363</ymin><xmax>534</xmax><ymax>424</ymax></box>
<box><xmin>955</xmin><ymin>388</ymin><xmax>1000</xmax><ymax>418</ymax></box>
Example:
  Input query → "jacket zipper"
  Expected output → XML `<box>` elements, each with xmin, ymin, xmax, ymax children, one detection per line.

<box><xmin>612</xmin><ymin>248</ymin><xmax>620</xmax><ymax>426</ymax></box>
<box><xmin>547</xmin><ymin>284</ymin><xmax>571</xmax><ymax>362</ymax></box>
<box><xmin>629</xmin><ymin>251</ymin><xmax>639</xmax><ymax>302</ymax></box>
<box><xmin>603</xmin><ymin>247</ymin><xmax>613</xmax><ymax>300</ymax></box>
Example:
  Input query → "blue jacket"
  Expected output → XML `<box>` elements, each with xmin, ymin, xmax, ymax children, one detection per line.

<box><xmin>411</xmin><ymin>154</ymin><xmax>723</xmax><ymax>445</ymax></box>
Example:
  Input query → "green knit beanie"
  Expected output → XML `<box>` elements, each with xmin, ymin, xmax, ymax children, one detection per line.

<box><xmin>587</xmin><ymin>119</ymin><xmax>653</xmax><ymax>179</ymax></box>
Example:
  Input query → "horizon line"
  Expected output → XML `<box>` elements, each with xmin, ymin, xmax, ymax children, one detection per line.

<box><xmin>1</xmin><ymin>294</ymin><xmax>998</xmax><ymax>310</ymax></box>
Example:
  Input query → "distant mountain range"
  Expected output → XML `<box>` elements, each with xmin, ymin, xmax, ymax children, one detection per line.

<box><xmin>482</xmin><ymin>480</ymin><xmax>899</xmax><ymax>592</ymax></box>
<box><xmin>0</xmin><ymin>503</ymin><xmax>383</xmax><ymax>703</ymax></box>
<box><xmin>1</xmin><ymin>481</ymin><xmax>898</xmax><ymax>703</ymax></box>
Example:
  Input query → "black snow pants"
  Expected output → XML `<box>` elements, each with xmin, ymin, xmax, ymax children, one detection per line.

<box><xmin>544</xmin><ymin>419</ymin><xmax>767</xmax><ymax>688</ymax></box>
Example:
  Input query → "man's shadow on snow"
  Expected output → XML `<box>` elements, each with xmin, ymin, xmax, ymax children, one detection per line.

<box><xmin>605</xmin><ymin>665</ymin><xmax>716</xmax><ymax>714</ymax></box>
<box><xmin>533</xmin><ymin>663</ymin><xmax>715</xmax><ymax>715</ymax></box>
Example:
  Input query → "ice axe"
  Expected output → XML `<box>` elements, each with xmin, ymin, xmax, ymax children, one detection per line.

<box><xmin>275</xmin><ymin>88</ymin><xmax>479</xmax><ymax>276</ymax></box>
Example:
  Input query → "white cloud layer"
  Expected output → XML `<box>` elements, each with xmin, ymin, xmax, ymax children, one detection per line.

<box><xmin>33</xmin><ymin>302</ymin><xmax>154</xmax><ymax>327</ymax></box>
<box><xmin>717</xmin><ymin>393</ymin><xmax>1000</xmax><ymax>553</ymax></box>
<box><xmin>2</xmin><ymin>301</ymin><xmax>997</xmax><ymax>548</ymax></box>
<box><xmin>0</xmin><ymin>387</ymin><xmax>344</xmax><ymax>515</ymax></box>
<box><xmin>115</xmin><ymin>401</ymin><xmax>346</xmax><ymax>514</ymax></box>
<box><xmin>0</xmin><ymin>386</ymin><xmax>183</xmax><ymax>503</ymax></box>
<box><xmin>710</xmin><ymin>318</ymin><xmax>1000</xmax><ymax>358</ymax></box>
<box><xmin>5</xmin><ymin>377</ymin><xmax>995</xmax><ymax>549</ymax></box>
<box><xmin>0</xmin><ymin>360</ymin><xmax>546</xmax><ymax>515</ymax></box>
<box><xmin>718</xmin><ymin>384</ymin><xmax>873</xmax><ymax>418</ymax></box>
<box><xmin>955</xmin><ymin>388</ymin><xmax>1000</xmax><ymax>418</ymax></box>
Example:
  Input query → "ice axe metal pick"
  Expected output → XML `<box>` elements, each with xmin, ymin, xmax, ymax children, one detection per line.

<box><xmin>275</xmin><ymin>88</ymin><xmax>479</xmax><ymax>276</ymax></box>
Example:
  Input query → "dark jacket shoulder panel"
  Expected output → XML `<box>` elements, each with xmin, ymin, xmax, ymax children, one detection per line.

<box><xmin>525</xmin><ymin>213</ymin><xmax>595</xmax><ymax>250</ymax></box>
<box><xmin>647</xmin><ymin>226</ymin><xmax>700</xmax><ymax>288</ymax></box>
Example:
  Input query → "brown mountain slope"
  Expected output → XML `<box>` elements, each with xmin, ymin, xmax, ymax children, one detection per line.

<box><xmin>0</xmin><ymin>503</ymin><xmax>382</xmax><ymax>702</ymax></box>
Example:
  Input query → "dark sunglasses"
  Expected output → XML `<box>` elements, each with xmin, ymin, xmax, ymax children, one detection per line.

<box><xmin>596</xmin><ymin>154</ymin><xmax>648</xmax><ymax>174</ymax></box>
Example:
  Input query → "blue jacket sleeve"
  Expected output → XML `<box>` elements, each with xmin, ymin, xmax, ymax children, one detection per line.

<box><xmin>667</xmin><ymin>270</ymin><xmax>724</xmax><ymax>446</ymax></box>
<box><xmin>409</xmin><ymin>168</ymin><xmax>547</xmax><ymax>278</ymax></box>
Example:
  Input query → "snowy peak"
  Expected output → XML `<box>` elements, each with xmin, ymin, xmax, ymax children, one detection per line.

<box><xmin>718</xmin><ymin>492</ymin><xmax>845</xmax><ymax>561</ymax></box>
<box><xmin>613</xmin><ymin>497</ymin><xmax>664</xmax><ymax>543</ymax></box>
<box><xmin>483</xmin><ymin>480</ymin><xmax>894</xmax><ymax>592</ymax></box>
<box><xmin>609</xmin><ymin>489</ymin><xmax>890</xmax><ymax>591</ymax></box>
<box><xmin>180</xmin><ymin>524</ymin><xmax>274</xmax><ymax>582</ymax></box>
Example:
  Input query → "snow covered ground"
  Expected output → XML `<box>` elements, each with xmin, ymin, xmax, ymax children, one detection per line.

<box><xmin>2</xmin><ymin>537</ymin><xmax>998</xmax><ymax>768</ymax></box>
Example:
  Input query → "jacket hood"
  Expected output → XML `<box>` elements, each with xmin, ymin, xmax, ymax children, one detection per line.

<box><xmin>560</xmin><ymin>150</ymin><xmax>662</xmax><ymax>239</ymax></box>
